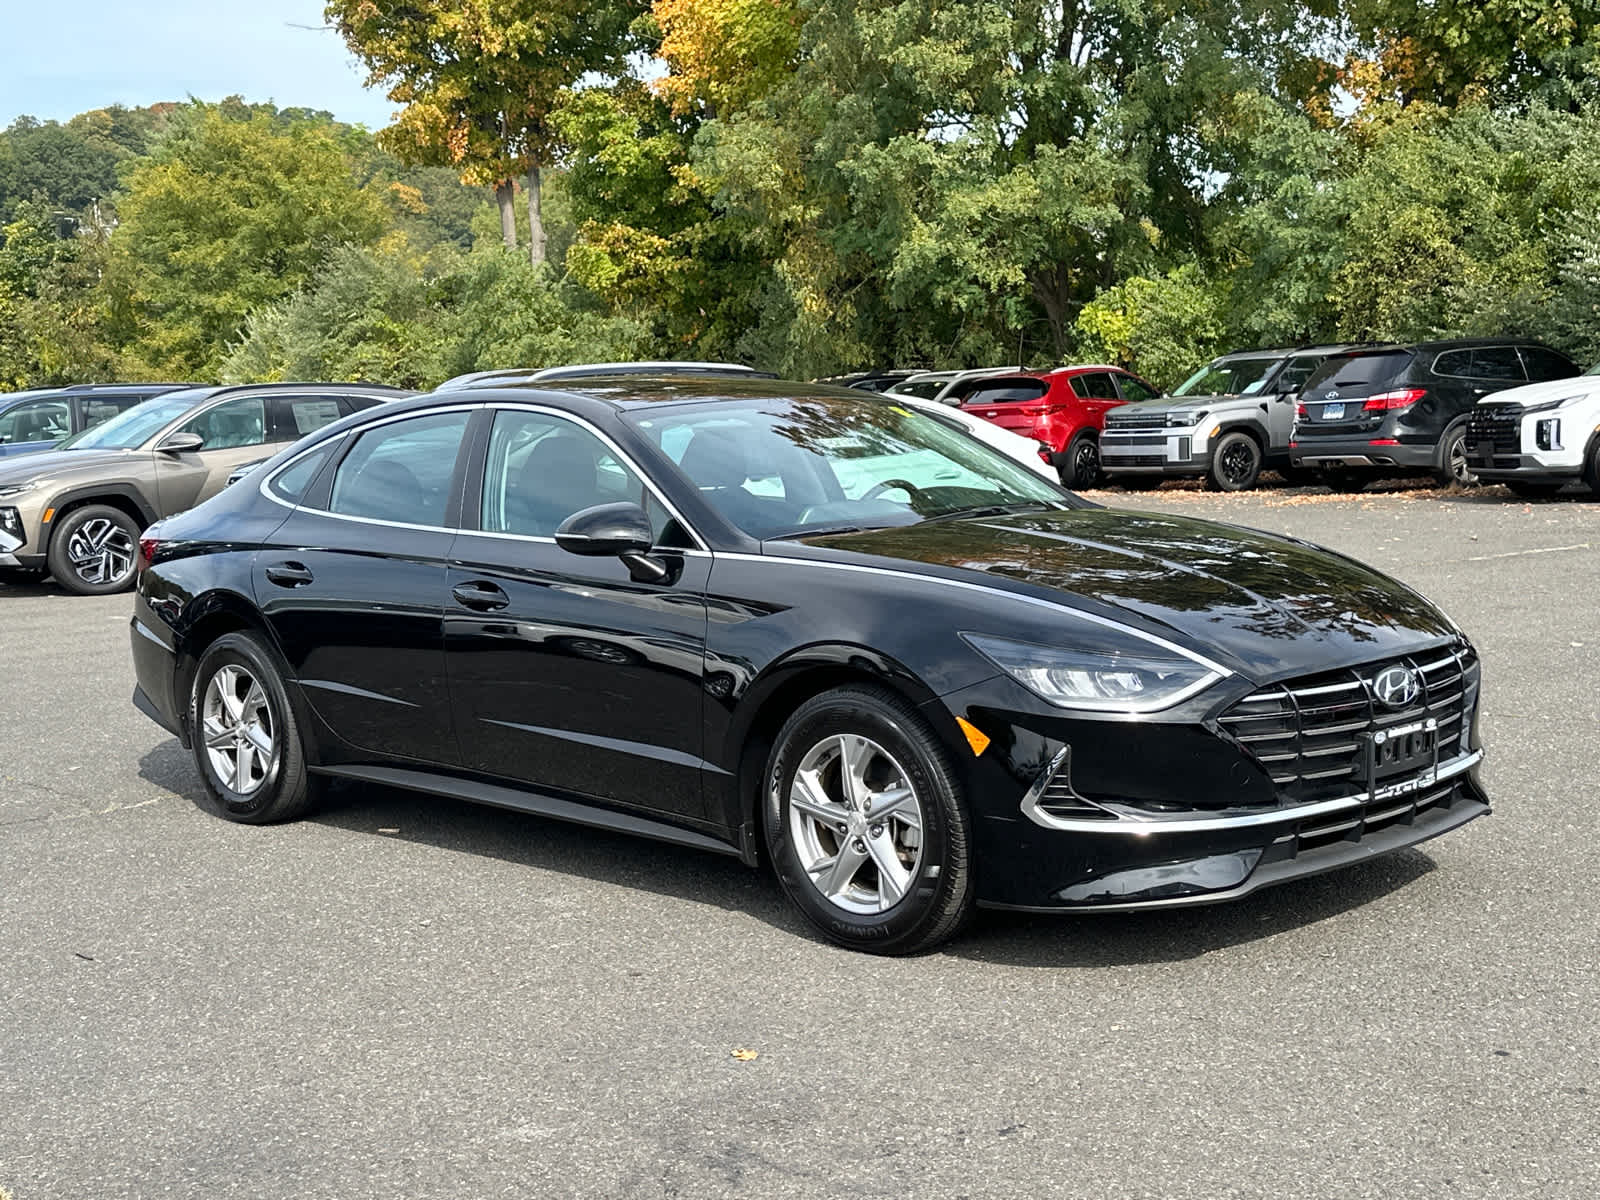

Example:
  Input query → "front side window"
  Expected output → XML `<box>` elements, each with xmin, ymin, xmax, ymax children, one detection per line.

<box><xmin>632</xmin><ymin>395</ymin><xmax>1070</xmax><ymax>540</ymax></box>
<box><xmin>329</xmin><ymin>411</ymin><xmax>470</xmax><ymax>526</ymax></box>
<box><xmin>182</xmin><ymin>396</ymin><xmax>266</xmax><ymax>450</ymax></box>
<box><xmin>1520</xmin><ymin>347</ymin><xmax>1578</xmax><ymax>382</ymax></box>
<box><xmin>480</xmin><ymin>410</ymin><xmax>649</xmax><ymax>538</ymax></box>
<box><xmin>0</xmin><ymin>399</ymin><xmax>71</xmax><ymax>445</ymax></box>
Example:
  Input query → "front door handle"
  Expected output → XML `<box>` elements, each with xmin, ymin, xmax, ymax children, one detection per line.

<box><xmin>452</xmin><ymin>580</ymin><xmax>510</xmax><ymax>611</ymax></box>
<box><xmin>264</xmin><ymin>561</ymin><xmax>314</xmax><ymax>587</ymax></box>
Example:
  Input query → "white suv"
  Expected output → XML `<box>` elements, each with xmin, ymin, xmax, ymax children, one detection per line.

<box><xmin>1464</xmin><ymin>362</ymin><xmax>1600</xmax><ymax>497</ymax></box>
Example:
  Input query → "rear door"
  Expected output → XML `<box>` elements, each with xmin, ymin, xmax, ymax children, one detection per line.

<box><xmin>256</xmin><ymin>408</ymin><xmax>473</xmax><ymax>765</ymax></box>
<box><xmin>1072</xmin><ymin>371</ymin><xmax>1125</xmax><ymax>429</ymax></box>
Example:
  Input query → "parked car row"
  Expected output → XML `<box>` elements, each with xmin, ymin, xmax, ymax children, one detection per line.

<box><xmin>838</xmin><ymin>337</ymin><xmax>1594</xmax><ymax>496</ymax></box>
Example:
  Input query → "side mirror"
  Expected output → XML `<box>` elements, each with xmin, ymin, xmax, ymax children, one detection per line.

<box><xmin>156</xmin><ymin>431</ymin><xmax>204</xmax><ymax>454</ymax></box>
<box><xmin>555</xmin><ymin>502</ymin><xmax>671</xmax><ymax>583</ymax></box>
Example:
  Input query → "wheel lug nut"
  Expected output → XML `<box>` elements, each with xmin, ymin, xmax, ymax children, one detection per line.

<box><xmin>836</xmin><ymin>822</ymin><xmax>848</xmax><ymax>834</ymax></box>
<box><xmin>853</xmin><ymin>839</ymin><xmax>867</xmax><ymax>853</ymax></box>
<box><xmin>870</xmin><ymin>824</ymin><xmax>884</xmax><ymax>838</ymax></box>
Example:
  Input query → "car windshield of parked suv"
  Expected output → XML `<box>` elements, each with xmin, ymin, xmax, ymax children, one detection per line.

<box><xmin>1171</xmin><ymin>356</ymin><xmax>1281</xmax><ymax>397</ymax></box>
<box><xmin>57</xmin><ymin>392</ymin><xmax>209</xmax><ymax>451</ymax></box>
<box><xmin>631</xmin><ymin>394</ymin><xmax>1071</xmax><ymax>539</ymax></box>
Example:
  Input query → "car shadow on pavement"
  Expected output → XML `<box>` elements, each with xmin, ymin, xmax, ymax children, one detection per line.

<box><xmin>137</xmin><ymin>744</ymin><xmax>1440</xmax><ymax>964</ymax></box>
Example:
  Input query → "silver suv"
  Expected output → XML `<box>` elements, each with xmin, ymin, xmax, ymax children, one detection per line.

<box><xmin>1100</xmin><ymin>346</ymin><xmax>1361</xmax><ymax>491</ymax></box>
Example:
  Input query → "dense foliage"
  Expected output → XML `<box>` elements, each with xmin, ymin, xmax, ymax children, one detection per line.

<box><xmin>1</xmin><ymin>2</ymin><xmax>1598</xmax><ymax>392</ymax></box>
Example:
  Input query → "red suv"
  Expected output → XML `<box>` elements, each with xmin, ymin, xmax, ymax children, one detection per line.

<box><xmin>949</xmin><ymin>366</ymin><xmax>1161</xmax><ymax>486</ymax></box>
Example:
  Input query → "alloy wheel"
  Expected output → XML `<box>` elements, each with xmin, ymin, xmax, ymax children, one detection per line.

<box><xmin>201</xmin><ymin>665</ymin><xmax>276</xmax><ymax>795</ymax></box>
<box><xmin>787</xmin><ymin>733</ymin><xmax>925</xmax><ymax>915</ymax></box>
<box><xmin>1447</xmin><ymin>433</ymin><xmax>1477</xmax><ymax>486</ymax></box>
<box><xmin>1072</xmin><ymin>438</ymin><xmax>1100</xmax><ymax>485</ymax></box>
<box><xmin>66</xmin><ymin>518</ymin><xmax>134</xmax><ymax>586</ymax></box>
<box><xmin>1219</xmin><ymin>440</ymin><xmax>1256</xmax><ymax>486</ymax></box>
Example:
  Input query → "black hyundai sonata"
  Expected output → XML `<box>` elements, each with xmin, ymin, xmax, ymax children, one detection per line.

<box><xmin>130</xmin><ymin>375</ymin><xmax>1488</xmax><ymax>953</ymax></box>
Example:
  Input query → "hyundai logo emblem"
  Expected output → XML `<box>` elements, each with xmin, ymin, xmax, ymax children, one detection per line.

<box><xmin>1372</xmin><ymin>665</ymin><xmax>1421</xmax><ymax>709</ymax></box>
<box><xmin>1324</xmin><ymin>390</ymin><xmax>1339</xmax><ymax>399</ymax></box>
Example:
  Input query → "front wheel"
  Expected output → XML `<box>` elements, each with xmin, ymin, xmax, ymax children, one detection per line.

<box><xmin>764</xmin><ymin>686</ymin><xmax>974</xmax><ymax>955</ymax></box>
<box><xmin>1057</xmin><ymin>432</ymin><xmax>1102</xmax><ymax>489</ymax></box>
<box><xmin>189</xmin><ymin>632</ymin><xmax>319</xmax><ymax>824</ymax></box>
<box><xmin>47</xmin><ymin>503</ymin><xmax>141</xmax><ymax>595</ymax></box>
<box><xmin>1206</xmin><ymin>431</ymin><xmax>1263</xmax><ymax>491</ymax></box>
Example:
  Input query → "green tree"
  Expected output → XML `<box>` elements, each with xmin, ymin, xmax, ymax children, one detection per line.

<box><xmin>327</xmin><ymin>0</ymin><xmax>647</xmax><ymax>263</ymax></box>
<box><xmin>109</xmin><ymin>104</ymin><xmax>389</xmax><ymax>376</ymax></box>
<box><xmin>0</xmin><ymin>200</ymin><xmax>124</xmax><ymax>387</ymax></box>
<box><xmin>1073</xmin><ymin>265</ymin><xmax>1226</xmax><ymax>389</ymax></box>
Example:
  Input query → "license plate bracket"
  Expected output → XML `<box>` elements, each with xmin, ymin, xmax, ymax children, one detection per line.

<box><xmin>1364</xmin><ymin>717</ymin><xmax>1439</xmax><ymax>802</ymax></box>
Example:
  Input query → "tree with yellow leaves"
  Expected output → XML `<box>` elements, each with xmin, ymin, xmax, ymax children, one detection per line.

<box><xmin>654</xmin><ymin>0</ymin><xmax>801</xmax><ymax>116</ymax></box>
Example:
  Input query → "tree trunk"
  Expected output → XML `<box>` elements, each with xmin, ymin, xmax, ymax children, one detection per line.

<box><xmin>526</xmin><ymin>165</ymin><xmax>546</xmax><ymax>266</ymax></box>
<box><xmin>495</xmin><ymin>181</ymin><xmax>517</xmax><ymax>249</ymax></box>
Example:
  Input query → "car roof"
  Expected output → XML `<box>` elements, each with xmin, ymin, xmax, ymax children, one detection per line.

<box><xmin>441</xmin><ymin>362</ymin><xmax>770</xmax><ymax>389</ymax></box>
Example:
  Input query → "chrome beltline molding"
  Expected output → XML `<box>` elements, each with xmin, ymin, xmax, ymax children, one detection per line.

<box><xmin>1021</xmin><ymin>748</ymin><xmax>1483</xmax><ymax>834</ymax></box>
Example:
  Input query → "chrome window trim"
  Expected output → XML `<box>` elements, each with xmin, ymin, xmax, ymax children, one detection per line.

<box><xmin>259</xmin><ymin>400</ymin><xmax>711</xmax><ymax>552</ymax></box>
<box><xmin>713</xmin><ymin>551</ymin><xmax>1233</xmax><ymax>678</ymax></box>
<box><xmin>1022</xmin><ymin>748</ymin><xmax>1482</xmax><ymax>834</ymax></box>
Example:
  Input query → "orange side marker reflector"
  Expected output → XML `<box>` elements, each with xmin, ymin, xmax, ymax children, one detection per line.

<box><xmin>41</xmin><ymin>507</ymin><xmax>55</xmax><ymax>523</ymax></box>
<box><xmin>956</xmin><ymin>717</ymin><xmax>991</xmax><ymax>757</ymax></box>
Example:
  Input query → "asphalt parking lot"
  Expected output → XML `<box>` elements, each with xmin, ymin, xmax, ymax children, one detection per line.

<box><xmin>3</xmin><ymin>481</ymin><xmax>1598</xmax><ymax>1200</ymax></box>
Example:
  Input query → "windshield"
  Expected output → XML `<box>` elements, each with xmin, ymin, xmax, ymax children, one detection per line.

<box><xmin>630</xmin><ymin>395</ymin><xmax>1072</xmax><ymax>540</ymax></box>
<box><xmin>58</xmin><ymin>392</ymin><xmax>209</xmax><ymax>450</ymax></box>
<box><xmin>1172</xmin><ymin>356</ymin><xmax>1282</xmax><ymax>397</ymax></box>
<box><xmin>1588</xmin><ymin>360</ymin><xmax>1600</xmax><ymax>376</ymax></box>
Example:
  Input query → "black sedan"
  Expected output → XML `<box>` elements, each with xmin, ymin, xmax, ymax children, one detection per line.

<box><xmin>130</xmin><ymin>375</ymin><xmax>1488</xmax><ymax>954</ymax></box>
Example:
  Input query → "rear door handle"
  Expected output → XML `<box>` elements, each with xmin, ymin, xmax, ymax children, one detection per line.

<box><xmin>264</xmin><ymin>561</ymin><xmax>314</xmax><ymax>587</ymax></box>
<box><xmin>452</xmin><ymin>580</ymin><xmax>510</xmax><ymax>611</ymax></box>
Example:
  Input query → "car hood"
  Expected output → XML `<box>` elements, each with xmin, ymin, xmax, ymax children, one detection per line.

<box><xmin>1107</xmin><ymin>394</ymin><xmax>1238</xmax><ymax>419</ymax></box>
<box><xmin>0</xmin><ymin>447</ymin><xmax>146</xmax><ymax>486</ymax></box>
<box><xmin>798</xmin><ymin>508</ymin><xmax>1457</xmax><ymax>680</ymax></box>
<box><xmin>1475</xmin><ymin>376</ymin><xmax>1599</xmax><ymax>407</ymax></box>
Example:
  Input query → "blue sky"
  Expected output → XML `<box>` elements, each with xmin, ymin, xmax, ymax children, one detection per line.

<box><xmin>1</xmin><ymin>0</ymin><xmax>395</xmax><ymax>129</ymax></box>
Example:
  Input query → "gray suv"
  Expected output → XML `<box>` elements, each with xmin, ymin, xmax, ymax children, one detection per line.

<box><xmin>1100</xmin><ymin>346</ymin><xmax>1362</xmax><ymax>491</ymax></box>
<box><xmin>0</xmin><ymin>383</ymin><xmax>409</xmax><ymax>594</ymax></box>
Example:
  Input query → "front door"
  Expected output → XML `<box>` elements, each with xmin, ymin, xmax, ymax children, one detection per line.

<box><xmin>444</xmin><ymin>407</ymin><xmax>712</xmax><ymax>821</ymax></box>
<box><xmin>154</xmin><ymin>394</ymin><xmax>280</xmax><ymax>514</ymax></box>
<box><xmin>256</xmin><ymin>409</ymin><xmax>473</xmax><ymax>765</ymax></box>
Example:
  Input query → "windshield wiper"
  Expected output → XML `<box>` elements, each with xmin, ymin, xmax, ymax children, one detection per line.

<box><xmin>766</xmin><ymin>525</ymin><xmax>868</xmax><ymax>541</ymax></box>
<box><xmin>921</xmin><ymin>501</ymin><xmax>1056</xmax><ymax>524</ymax></box>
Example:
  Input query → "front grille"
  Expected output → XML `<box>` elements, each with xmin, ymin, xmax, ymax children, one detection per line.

<box><xmin>1257</xmin><ymin>779</ymin><xmax>1473</xmax><ymax>864</ymax></box>
<box><xmin>1106</xmin><ymin>412</ymin><xmax>1169</xmax><ymax>431</ymax></box>
<box><xmin>1103</xmin><ymin>434</ymin><xmax>1168</xmax><ymax>447</ymax></box>
<box><xmin>1465</xmin><ymin>406</ymin><xmax>1521</xmax><ymax>455</ymax></box>
<box><xmin>1219</xmin><ymin>645</ymin><xmax>1476</xmax><ymax>806</ymax></box>
<box><xmin>1112</xmin><ymin>454</ymin><xmax>1166</xmax><ymax>467</ymax></box>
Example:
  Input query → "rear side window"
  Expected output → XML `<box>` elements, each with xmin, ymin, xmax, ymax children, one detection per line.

<box><xmin>1071</xmin><ymin>373</ymin><xmax>1120</xmax><ymax>400</ymax></box>
<box><xmin>268</xmin><ymin>396</ymin><xmax>344</xmax><ymax>441</ymax></box>
<box><xmin>328</xmin><ymin>411</ymin><xmax>471</xmax><ymax>526</ymax></box>
<box><xmin>1519</xmin><ymin>346</ymin><xmax>1578</xmax><ymax>382</ymax></box>
<box><xmin>960</xmin><ymin>379</ymin><xmax>1048</xmax><ymax>404</ymax></box>
<box><xmin>269</xmin><ymin>441</ymin><xmax>339</xmax><ymax>503</ymax></box>
<box><xmin>1303</xmin><ymin>351</ymin><xmax>1412</xmax><ymax>395</ymax></box>
<box><xmin>1468</xmin><ymin>347</ymin><xmax>1524</xmax><ymax>382</ymax></box>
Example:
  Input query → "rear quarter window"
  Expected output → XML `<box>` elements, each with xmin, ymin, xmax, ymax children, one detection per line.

<box><xmin>1518</xmin><ymin>346</ymin><xmax>1578</xmax><ymax>383</ymax></box>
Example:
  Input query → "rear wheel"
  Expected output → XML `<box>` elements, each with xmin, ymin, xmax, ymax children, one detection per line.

<box><xmin>1506</xmin><ymin>480</ymin><xmax>1565</xmax><ymax>499</ymax></box>
<box><xmin>1206</xmin><ymin>431</ymin><xmax>1263</xmax><ymax>491</ymax></box>
<box><xmin>47</xmin><ymin>504</ymin><xmax>140</xmax><ymax>595</ymax></box>
<box><xmin>1057</xmin><ymin>432</ymin><xmax>1101</xmax><ymax>489</ymax></box>
<box><xmin>189</xmin><ymin>632</ymin><xmax>319</xmax><ymax>824</ymax></box>
<box><xmin>1435</xmin><ymin>425</ymin><xmax>1478</xmax><ymax>487</ymax></box>
<box><xmin>764</xmin><ymin>686</ymin><xmax>974</xmax><ymax>955</ymax></box>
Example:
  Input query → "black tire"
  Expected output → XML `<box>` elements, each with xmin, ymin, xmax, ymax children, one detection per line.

<box><xmin>188</xmin><ymin>632</ymin><xmax>319</xmax><ymax>824</ymax></box>
<box><xmin>1206</xmin><ymin>431</ymin><xmax>1263</xmax><ymax>492</ymax></box>
<box><xmin>47</xmin><ymin>503</ymin><xmax>141</xmax><ymax>596</ymax></box>
<box><xmin>763</xmin><ymin>685</ymin><xmax>974</xmax><ymax>955</ymax></box>
<box><xmin>1320</xmin><ymin>468</ymin><xmax>1369</xmax><ymax>494</ymax></box>
<box><xmin>1057</xmin><ymin>432</ymin><xmax>1102</xmax><ymax>489</ymax></box>
<box><xmin>1434</xmin><ymin>424</ymin><xmax>1478</xmax><ymax>488</ymax></box>
<box><xmin>1584</xmin><ymin>438</ymin><xmax>1600</xmax><ymax>497</ymax></box>
<box><xmin>1506</xmin><ymin>480</ymin><xmax>1565</xmax><ymax>499</ymax></box>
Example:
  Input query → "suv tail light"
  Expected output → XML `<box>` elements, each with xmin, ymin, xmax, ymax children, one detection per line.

<box><xmin>138</xmin><ymin>535</ymin><xmax>162</xmax><ymax>574</ymax></box>
<box><xmin>1361</xmin><ymin>387</ymin><xmax>1427</xmax><ymax>412</ymax></box>
<box><xmin>1019</xmin><ymin>402</ymin><xmax>1068</xmax><ymax>416</ymax></box>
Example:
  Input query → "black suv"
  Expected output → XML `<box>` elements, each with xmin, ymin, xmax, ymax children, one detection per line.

<box><xmin>1288</xmin><ymin>340</ymin><xmax>1580</xmax><ymax>489</ymax></box>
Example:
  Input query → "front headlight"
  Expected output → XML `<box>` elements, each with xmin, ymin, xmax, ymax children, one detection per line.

<box><xmin>1166</xmin><ymin>411</ymin><xmax>1205</xmax><ymax>428</ymax></box>
<box><xmin>963</xmin><ymin>625</ymin><xmax>1229</xmax><ymax>714</ymax></box>
<box><xmin>1521</xmin><ymin>393</ymin><xmax>1588</xmax><ymax>413</ymax></box>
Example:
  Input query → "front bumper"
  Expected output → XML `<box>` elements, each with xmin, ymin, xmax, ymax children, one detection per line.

<box><xmin>1100</xmin><ymin>429</ymin><xmax>1210</xmax><ymax>476</ymax></box>
<box><xmin>1290</xmin><ymin>436</ymin><xmax>1434</xmax><ymax>470</ymax></box>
